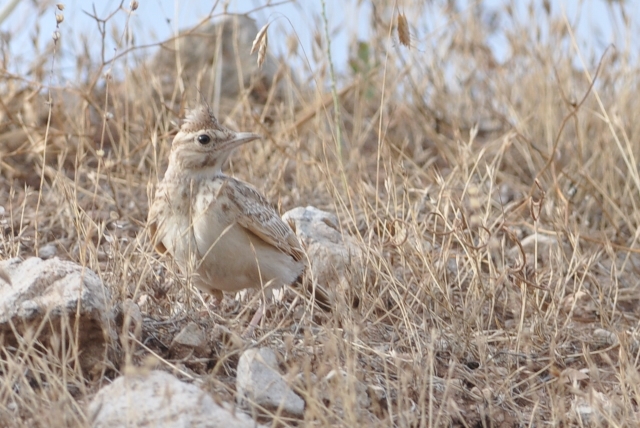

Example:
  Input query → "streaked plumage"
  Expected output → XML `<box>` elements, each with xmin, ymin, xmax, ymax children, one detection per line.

<box><xmin>148</xmin><ymin>106</ymin><xmax>304</xmax><ymax>300</ymax></box>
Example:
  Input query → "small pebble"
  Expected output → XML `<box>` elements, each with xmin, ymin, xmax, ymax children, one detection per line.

<box><xmin>38</xmin><ymin>244</ymin><xmax>57</xmax><ymax>260</ymax></box>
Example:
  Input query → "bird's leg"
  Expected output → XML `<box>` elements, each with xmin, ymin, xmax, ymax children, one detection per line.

<box><xmin>243</xmin><ymin>278</ymin><xmax>276</xmax><ymax>337</ymax></box>
<box><xmin>209</xmin><ymin>289</ymin><xmax>224</xmax><ymax>305</ymax></box>
<box><xmin>243</xmin><ymin>301</ymin><xmax>266</xmax><ymax>338</ymax></box>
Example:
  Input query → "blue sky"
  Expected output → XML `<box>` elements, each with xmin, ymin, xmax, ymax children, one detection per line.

<box><xmin>2</xmin><ymin>0</ymin><xmax>369</xmax><ymax>81</ymax></box>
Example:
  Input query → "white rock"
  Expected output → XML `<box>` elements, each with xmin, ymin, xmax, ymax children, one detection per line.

<box><xmin>89</xmin><ymin>370</ymin><xmax>264</xmax><ymax>428</ymax></box>
<box><xmin>236</xmin><ymin>347</ymin><xmax>305</xmax><ymax>416</ymax></box>
<box><xmin>0</xmin><ymin>257</ymin><xmax>115</xmax><ymax>373</ymax></box>
<box><xmin>282</xmin><ymin>206</ymin><xmax>364</xmax><ymax>305</ymax></box>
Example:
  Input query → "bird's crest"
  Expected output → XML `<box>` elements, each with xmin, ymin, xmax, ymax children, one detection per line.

<box><xmin>181</xmin><ymin>105</ymin><xmax>218</xmax><ymax>133</ymax></box>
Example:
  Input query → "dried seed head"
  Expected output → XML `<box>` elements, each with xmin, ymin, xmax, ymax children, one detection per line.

<box><xmin>250</xmin><ymin>23</ymin><xmax>269</xmax><ymax>55</ymax></box>
<box><xmin>130</xmin><ymin>0</ymin><xmax>139</xmax><ymax>11</ymax></box>
<box><xmin>250</xmin><ymin>23</ymin><xmax>270</xmax><ymax>68</ymax></box>
<box><xmin>56</xmin><ymin>3</ymin><xmax>64</xmax><ymax>10</ymax></box>
<box><xmin>397</xmin><ymin>13</ymin><xmax>410</xmax><ymax>48</ymax></box>
<box><xmin>257</xmin><ymin>32</ymin><xmax>268</xmax><ymax>68</ymax></box>
<box><xmin>286</xmin><ymin>34</ymin><xmax>298</xmax><ymax>57</ymax></box>
<box><xmin>52</xmin><ymin>30</ymin><xmax>61</xmax><ymax>42</ymax></box>
<box><xmin>56</xmin><ymin>13</ymin><xmax>64</xmax><ymax>24</ymax></box>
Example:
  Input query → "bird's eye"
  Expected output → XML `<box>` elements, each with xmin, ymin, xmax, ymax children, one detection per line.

<box><xmin>197</xmin><ymin>134</ymin><xmax>211</xmax><ymax>145</ymax></box>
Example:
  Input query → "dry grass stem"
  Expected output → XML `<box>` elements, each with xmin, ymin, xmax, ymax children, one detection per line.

<box><xmin>1</xmin><ymin>1</ymin><xmax>639</xmax><ymax>426</ymax></box>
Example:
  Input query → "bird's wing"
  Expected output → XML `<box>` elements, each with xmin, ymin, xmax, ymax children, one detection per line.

<box><xmin>219</xmin><ymin>178</ymin><xmax>304</xmax><ymax>262</ymax></box>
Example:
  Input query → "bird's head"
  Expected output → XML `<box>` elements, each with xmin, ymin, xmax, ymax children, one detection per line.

<box><xmin>167</xmin><ymin>105</ymin><xmax>261</xmax><ymax>175</ymax></box>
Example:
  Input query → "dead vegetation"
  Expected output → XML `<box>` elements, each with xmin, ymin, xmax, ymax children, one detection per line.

<box><xmin>1</xmin><ymin>0</ymin><xmax>640</xmax><ymax>426</ymax></box>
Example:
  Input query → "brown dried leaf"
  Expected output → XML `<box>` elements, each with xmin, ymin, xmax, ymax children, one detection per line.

<box><xmin>397</xmin><ymin>13</ymin><xmax>410</xmax><ymax>48</ymax></box>
<box><xmin>0</xmin><ymin>267</ymin><xmax>11</xmax><ymax>286</ymax></box>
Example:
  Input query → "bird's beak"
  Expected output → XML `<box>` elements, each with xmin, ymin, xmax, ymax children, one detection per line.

<box><xmin>222</xmin><ymin>132</ymin><xmax>261</xmax><ymax>151</ymax></box>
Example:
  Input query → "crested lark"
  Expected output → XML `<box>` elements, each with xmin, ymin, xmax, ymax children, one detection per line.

<box><xmin>148</xmin><ymin>106</ymin><xmax>305</xmax><ymax>318</ymax></box>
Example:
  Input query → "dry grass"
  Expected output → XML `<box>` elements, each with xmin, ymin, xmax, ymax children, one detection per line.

<box><xmin>1</xmin><ymin>1</ymin><xmax>640</xmax><ymax>426</ymax></box>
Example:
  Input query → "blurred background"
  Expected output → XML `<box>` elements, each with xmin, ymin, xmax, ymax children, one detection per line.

<box><xmin>1</xmin><ymin>0</ymin><xmax>636</xmax><ymax>82</ymax></box>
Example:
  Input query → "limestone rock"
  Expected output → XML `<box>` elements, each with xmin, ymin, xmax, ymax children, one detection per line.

<box><xmin>0</xmin><ymin>257</ymin><xmax>115</xmax><ymax>374</ymax></box>
<box><xmin>236</xmin><ymin>347</ymin><xmax>304</xmax><ymax>417</ymax></box>
<box><xmin>282</xmin><ymin>206</ymin><xmax>364</xmax><ymax>307</ymax></box>
<box><xmin>89</xmin><ymin>370</ymin><xmax>264</xmax><ymax>428</ymax></box>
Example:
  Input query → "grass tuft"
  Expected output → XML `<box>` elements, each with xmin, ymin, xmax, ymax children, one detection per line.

<box><xmin>1</xmin><ymin>1</ymin><xmax>639</xmax><ymax>426</ymax></box>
